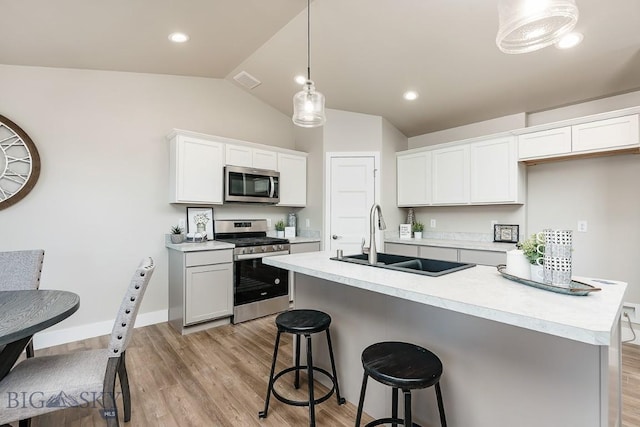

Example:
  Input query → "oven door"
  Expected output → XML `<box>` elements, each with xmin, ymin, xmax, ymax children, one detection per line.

<box><xmin>234</xmin><ymin>252</ymin><xmax>289</xmax><ymax>306</ymax></box>
<box><xmin>224</xmin><ymin>165</ymin><xmax>280</xmax><ymax>204</ymax></box>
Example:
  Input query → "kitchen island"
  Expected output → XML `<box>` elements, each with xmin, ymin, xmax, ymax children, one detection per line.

<box><xmin>264</xmin><ymin>251</ymin><xmax>627</xmax><ymax>427</ymax></box>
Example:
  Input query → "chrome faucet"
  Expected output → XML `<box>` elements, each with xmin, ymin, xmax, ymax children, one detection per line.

<box><xmin>363</xmin><ymin>203</ymin><xmax>386</xmax><ymax>264</ymax></box>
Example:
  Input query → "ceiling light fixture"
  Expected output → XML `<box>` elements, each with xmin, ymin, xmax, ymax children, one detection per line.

<box><xmin>555</xmin><ymin>31</ymin><xmax>584</xmax><ymax>49</ymax></box>
<box><xmin>292</xmin><ymin>0</ymin><xmax>326</xmax><ymax>128</ymax></box>
<box><xmin>403</xmin><ymin>91</ymin><xmax>419</xmax><ymax>101</ymax></box>
<box><xmin>496</xmin><ymin>0</ymin><xmax>579</xmax><ymax>54</ymax></box>
<box><xmin>168</xmin><ymin>32</ymin><xmax>189</xmax><ymax>43</ymax></box>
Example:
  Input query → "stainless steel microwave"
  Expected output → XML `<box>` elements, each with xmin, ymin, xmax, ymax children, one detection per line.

<box><xmin>224</xmin><ymin>165</ymin><xmax>280</xmax><ymax>204</ymax></box>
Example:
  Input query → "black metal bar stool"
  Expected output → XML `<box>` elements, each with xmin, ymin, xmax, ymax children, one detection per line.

<box><xmin>259</xmin><ymin>309</ymin><xmax>346</xmax><ymax>426</ymax></box>
<box><xmin>355</xmin><ymin>341</ymin><xmax>447</xmax><ymax>427</ymax></box>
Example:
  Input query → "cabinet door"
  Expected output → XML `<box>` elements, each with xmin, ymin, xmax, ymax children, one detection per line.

<box><xmin>171</xmin><ymin>136</ymin><xmax>224</xmax><ymax>204</ymax></box>
<box><xmin>418</xmin><ymin>246</ymin><xmax>458</xmax><ymax>262</ymax></box>
<box><xmin>184</xmin><ymin>263</ymin><xmax>233</xmax><ymax>325</ymax></box>
<box><xmin>397</xmin><ymin>152</ymin><xmax>431</xmax><ymax>206</ymax></box>
<box><xmin>253</xmin><ymin>149</ymin><xmax>278</xmax><ymax>170</ymax></box>
<box><xmin>278</xmin><ymin>153</ymin><xmax>307</xmax><ymax>206</ymax></box>
<box><xmin>459</xmin><ymin>249</ymin><xmax>506</xmax><ymax>266</ymax></box>
<box><xmin>432</xmin><ymin>145</ymin><xmax>470</xmax><ymax>204</ymax></box>
<box><xmin>289</xmin><ymin>242</ymin><xmax>321</xmax><ymax>254</ymax></box>
<box><xmin>518</xmin><ymin>127</ymin><xmax>571</xmax><ymax>160</ymax></box>
<box><xmin>470</xmin><ymin>137</ymin><xmax>518</xmax><ymax>203</ymax></box>
<box><xmin>384</xmin><ymin>243</ymin><xmax>419</xmax><ymax>257</ymax></box>
<box><xmin>572</xmin><ymin>114</ymin><xmax>639</xmax><ymax>153</ymax></box>
<box><xmin>225</xmin><ymin>144</ymin><xmax>252</xmax><ymax>167</ymax></box>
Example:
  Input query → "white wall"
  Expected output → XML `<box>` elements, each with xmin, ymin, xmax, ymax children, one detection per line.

<box><xmin>0</xmin><ymin>64</ymin><xmax>295</xmax><ymax>336</ymax></box>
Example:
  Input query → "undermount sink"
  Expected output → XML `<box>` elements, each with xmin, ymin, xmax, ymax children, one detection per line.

<box><xmin>331</xmin><ymin>252</ymin><xmax>475</xmax><ymax>277</ymax></box>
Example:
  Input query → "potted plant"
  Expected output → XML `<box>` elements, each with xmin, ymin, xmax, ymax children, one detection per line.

<box><xmin>170</xmin><ymin>225</ymin><xmax>185</xmax><ymax>244</ymax></box>
<box><xmin>275</xmin><ymin>219</ymin><xmax>286</xmax><ymax>238</ymax></box>
<box><xmin>516</xmin><ymin>233</ymin><xmax>545</xmax><ymax>282</ymax></box>
<box><xmin>412</xmin><ymin>221</ymin><xmax>424</xmax><ymax>239</ymax></box>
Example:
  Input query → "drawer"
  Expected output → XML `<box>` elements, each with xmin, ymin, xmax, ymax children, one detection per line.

<box><xmin>185</xmin><ymin>250</ymin><xmax>232</xmax><ymax>267</ymax></box>
<box><xmin>459</xmin><ymin>249</ymin><xmax>506</xmax><ymax>266</ymax></box>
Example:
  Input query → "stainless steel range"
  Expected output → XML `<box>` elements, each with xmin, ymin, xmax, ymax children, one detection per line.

<box><xmin>214</xmin><ymin>219</ymin><xmax>290</xmax><ymax>323</ymax></box>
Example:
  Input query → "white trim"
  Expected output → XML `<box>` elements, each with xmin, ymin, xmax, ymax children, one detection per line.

<box><xmin>32</xmin><ymin>309</ymin><xmax>168</xmax><ymax>350</ymax></box>
<box><xmin>324</xmin><ymin>152</ymin><xmax>382</xmax><ymax>253</ymax></box>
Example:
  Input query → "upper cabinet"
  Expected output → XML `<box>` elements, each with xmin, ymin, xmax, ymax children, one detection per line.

<box><xmin>397</xmin><ymin>151</ymin><xmax>431</xmax><ymax>206</ymax></box>
<box><xmin>168</xmin><ymin>130</ymin><xmax>307</xmax><ymax>206</ymax></box>
<box><xmin>470</xmin><ymin>136</ymin><xmax>522</xmax><ymax>204</ymax></box>
<box><xmin>432</xmin><ymin>145</ymin><xmax>470</xmax><ymax>204</ymax></box>
<box><xmin>277</xmin><ymin>153</ymin><xmax>307</xmax><ymax>207</ymax></box>
<box><xmin>397</xmin><ymin>135</ymin><xmax>524</xmax><ymax>207</ymax></box>
<box><xmin>518</xmin><ymin>114</ymin><xmax>639</xmax><ymax>162</ymax></box>
<box><xmin>225</xmin><ymin>144</ymin><xmax>278</xmax><ymax>170</ymax></box>
<box><xmin>169</xmin><ymin>134</ymin><xmax>224</xmax><ymax>204</ymax></box>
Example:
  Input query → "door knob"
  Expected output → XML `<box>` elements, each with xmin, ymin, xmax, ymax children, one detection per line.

<box><xmin>332</xmin><ymin>235</ymin><xmax>340</xmax><ymax>240</ymax></box>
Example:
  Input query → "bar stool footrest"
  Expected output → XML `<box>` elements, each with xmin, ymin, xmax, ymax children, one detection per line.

<box><xmin>363</xmin><ymin>417</ymin><xmax>421</xmax><ymax>427</ymax></box>
<box><xmin>272</xmin><ymin>365</ymin><xmax>336</xmax><ymax>407</ymax></box>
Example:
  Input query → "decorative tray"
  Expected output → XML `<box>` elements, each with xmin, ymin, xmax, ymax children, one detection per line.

<box><xmin>496</xmin><ymin>265</ymin><xmax>601</xmax><ymax>296</ymax></box>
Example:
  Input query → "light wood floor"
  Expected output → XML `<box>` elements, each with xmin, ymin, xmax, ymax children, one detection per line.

<box><xmin>9</xmin><ymin>316</ymin><xmax>640</xmax><ymax>426</ymax></box>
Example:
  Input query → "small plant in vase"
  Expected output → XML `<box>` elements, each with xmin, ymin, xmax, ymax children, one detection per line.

<box><xmin>170</xmin><ymin>225</ymin><xmax>184</xmax><ymax>244</ymax></box>
<box><xmin>516</xmin><ymin>234</ymin><xmax>545</xmax><ymax>282</ymax></box>
<box><xmin>412</xmin><ymin>221</ymin><xmax>424</xmax><ymax>239</ymax></box>
<box><xmin>275</xmin><ymin>220</ymin><xmax>286</xmax><ymax>238</ymax></box>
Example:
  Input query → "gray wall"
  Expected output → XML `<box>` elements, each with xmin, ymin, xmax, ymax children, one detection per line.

<box><xmin>0</xmin><ymin>64</ymin><xmax>295</xmax><ymax>332</ymax></box>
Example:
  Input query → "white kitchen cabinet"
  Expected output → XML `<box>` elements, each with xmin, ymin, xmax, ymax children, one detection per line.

<box><xmin>384</xmin><ymin>242</ymin><xmax>419</xmax><ymax>257</ymax></box>
<box><xmin>168</xmin><ymin>248</ymin><xmax>233</xmax><ymax>334</ymax></box>
<box><xmin>459</xmin><ymin>249</ymin><xmax>506</xmax><ymax>266</ymax></box>
<box><xmin>470</xmin><ymin>136</ymin><xmax>522</xmax><ymax>203</ymax></box>
<box><xmin>169</xmin><ymin>135</ymin><xmax>224</xmax><ymax>204</ymax></box>
<box><xmin>518</xmin><ymin>126</ymin><xmax>572</xmax><ymax>160</ymax></box>
<box><xmin>572</xmin><ymin>114</ymin><xmax>639</xmax><ymax>153</ymax></box>
<box><xmin>289</xmin><ymin>241</ymin><xmax>321</xmax><ymax>301</ymax></box>
<box><xmin>397</xmin><ymin>151</ymin><xmax>431</xmax><ymax>206</ymax></box>
<box><xmin>418</xmin><ymin>245</ymin><xmax>458</xmax><ymax>262</ymax></box>
<box><xmin>277</xmin><ymin>153</ymin><xmax>307</xmax><ymax>206</ymax></box>
<box><xmin>431</xmin><ymin>145</ymin><xmax>470</xmax><ymax>205</ymax></box>
<box><xmin>518</xmin><ymin>114</ymin><xmax>639</xmax><ymax>161</ymax></box>
<box><xmin>225</xmin><ymin>144</ymin><xmax>278</xmax><ymax>170</ymax></box>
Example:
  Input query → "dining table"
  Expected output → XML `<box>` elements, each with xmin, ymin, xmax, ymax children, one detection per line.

<box><xmin>0</xmin><ymin>290</ymin><xmax>80</xmax><ymax>380</ymax></box>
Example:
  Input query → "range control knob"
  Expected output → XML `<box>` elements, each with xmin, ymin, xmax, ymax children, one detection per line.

<box><xmin>272</xmin><ymin>245</ymin><xmax>278</xmax><ymax>251</ymax></box>
<box><xmin>278</xmin><ymin>244</ymin><xmax>284</xmax><ymax>250</ymax></box>
<box><xmin>247</xmin><ymin>247</ymin><xmax>254</xmax><ymax>254</ymax></box>
<box><xmin>261</xmin><ymin>246</ymin><xmax>267</xmax><ymax>252</ymax></box>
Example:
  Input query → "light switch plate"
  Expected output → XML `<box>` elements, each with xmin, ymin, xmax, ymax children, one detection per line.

<box><xmin>577</xmin><ymin>220</ymin><xmax>588</xmax><ymax>232</ymax></box>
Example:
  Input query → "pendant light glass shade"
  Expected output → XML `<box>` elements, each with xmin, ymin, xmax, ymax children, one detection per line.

<box><xmin>292</xmin><ymin>80</ymin><xmax>326</xmax><ymax>127</ymax></box>
<box><xmin>496</xmin><ymin>0</ymin><xmax>579</xmax><ymax>54</ymax></box>
<box><xmin>292</xmin><ymin>0</ymin><xmax>326</xmax><ymax>127</ymax></box>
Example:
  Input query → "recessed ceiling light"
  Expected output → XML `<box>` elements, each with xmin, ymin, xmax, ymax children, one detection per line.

<box><xmin>556</xmin><ymin>32</ymin><xmax>583</xmax><ymax>49</ymax></box>
<box><xmin>294</xmin><ymin>75</ymin><xmax>307</xmax><ymax>85</ymax></box>
<box><xmin>168</xmin><ymin>32</ymin><xmax>189</xmax><ymax>43</ymax></box>
<box><xmin>403</xmin><ymin>91</ymin><xmax>419</xmax><ymax>101</ymax></box>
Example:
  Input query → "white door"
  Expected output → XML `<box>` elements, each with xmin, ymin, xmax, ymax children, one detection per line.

<box><xmin>327</xmin><ymin>155</ymin><xmax>377</xmax><ymax>256</ymax></box>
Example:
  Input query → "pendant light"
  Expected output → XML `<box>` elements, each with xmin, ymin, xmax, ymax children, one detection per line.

<box><xmin>496</xmin><ymin>0</ymin><xmax>579</xmax><ymax>54</ymax></box>
<box><xmin>292</xmin><ymin>0</ymin><xmax>326</xmax><ymax>127</ymax></box>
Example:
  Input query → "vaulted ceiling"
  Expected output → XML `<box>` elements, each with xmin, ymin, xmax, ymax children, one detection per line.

<box><xmin>2</xmin><ymin>0</ymin><xmax>639</xmax><ymax>137</ymax></box>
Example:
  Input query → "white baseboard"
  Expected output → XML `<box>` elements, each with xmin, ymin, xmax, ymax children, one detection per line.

<box><xmin>33</xmin><ymin>309</ymin><xmax>168</xmax><ymax>350</ymax></box>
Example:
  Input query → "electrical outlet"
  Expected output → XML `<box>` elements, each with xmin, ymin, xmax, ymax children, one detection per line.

<box><xmin>577</xmin><ymin>220</ymin><xmax>588</xmax><ymax>232</ymax></box>
<box><xmin>306</xmin><ymin>218</ymin><xmax>311</xmax><ymax>228</ymax></box>
<box><xmin>623</xmin><ymin>303</ymin><xmax>639</xmax><ymax>323</ymax></box>
<box><xmin>430</xmin><ymin>219</ymin><xmax>436</xmax><ymax>228</ymax></box>
<box><xmin>267</xmin><ymin>218</ymin><xmax>272</xmax><ymax>227</ymax></box>
<box><xmin>178</xmin><ymin>218</ymin><xmax>186</xmax><ymax>230</ymax></box>
<box><xmin>491</xmin><ymin>220</ymin><xmax>498</xmax><ymax>230</ymax></box>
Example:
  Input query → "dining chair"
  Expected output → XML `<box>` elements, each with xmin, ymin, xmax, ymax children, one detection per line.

<box><xmin>0</xmin><ymin>257</ymin><xmax>155</xmax><ymax>427</ymax></box>
<box><xmin>0</xmin><ymin>249</ymin><xmax>45</xmax><ymax>358</ymax></box>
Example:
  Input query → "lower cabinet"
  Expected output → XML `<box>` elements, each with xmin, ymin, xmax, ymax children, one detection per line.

<box><xmin>385</xmin><ymin>242</ymin><xmax>506</xmax><ymax>266</ymax></box>
<box><xmin>168</xmin><ymin>248</ymin><xmax>233</xmax><ymax>334</ymax></box>
<box><xmin>289</xmin><ymin>241</ymin><xmax>321</xmax><ymax>301</ymax></box>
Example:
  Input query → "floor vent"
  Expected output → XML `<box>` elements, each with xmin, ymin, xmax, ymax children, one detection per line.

<box><xmin>233</xmin><ymin>71</ymin><xmax>261</xmax><ymax>89</ymax></box>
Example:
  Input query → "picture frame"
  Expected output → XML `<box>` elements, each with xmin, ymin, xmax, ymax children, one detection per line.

<box><xmin>186</xmin><ymin>207</ymin><xmax>214</xmax><ymax>240</ymax></box>
<box><xmin>493</xmin><ymin>224</ymin><xmax>519</xmax><ymax>243</ymax></box>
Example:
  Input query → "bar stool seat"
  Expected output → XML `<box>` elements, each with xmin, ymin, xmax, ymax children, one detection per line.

<box><xmin>355</xmin><ymin>341</ymin><xmax>447</xmax><ymax>427</ymax></box>
<box><xmin>259</xmin><ymin>309</ymin><xmax>345</xmax><ymax>426</ymax></box>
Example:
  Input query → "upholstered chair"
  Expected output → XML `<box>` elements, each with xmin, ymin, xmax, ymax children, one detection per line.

<box><xmin>0</xmin><ymin>257</ymin><xmax>155</xmax><ymax>427</ymax></box>
<box><xmin>0</xmin><ymin>249</ymin><xmax>45</xmax><ymax>358</ymax></box>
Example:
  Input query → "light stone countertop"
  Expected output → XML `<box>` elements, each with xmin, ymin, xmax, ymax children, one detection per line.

<box><xmin>385</xmin><ymin>236</ymin><xmax>515</xmax><ymax>252</ymax></box>
<box><xmin>287</xmin><ymin>236</ymin><xmax>321</xmax><ymax>244</ymax></box>
<box><xmin>264</xmin><ymin>251</ymin><xmax>627</xmax><ymax>346</ymax></box>
<box><xmin>165</xmin><ymin>239</ymin><xmax>235</xmax><ymax>252</ymax></box>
